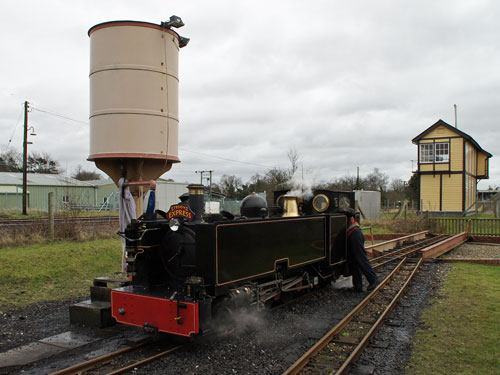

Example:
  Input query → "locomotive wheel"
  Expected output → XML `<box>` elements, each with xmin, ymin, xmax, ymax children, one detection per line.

<box><xmin>211</xmin><ymin>302</ymin><xmax>237</xmax><ymax>334</ymax></box>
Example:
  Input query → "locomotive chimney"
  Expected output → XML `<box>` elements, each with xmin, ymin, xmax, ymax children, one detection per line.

<box><xmin>282</xmin><ymin>195</ymin><xmax>299</xmax><ymax>217</ymax></box>
<box><xmin>188</xmin><ymin>184</ymin><xmax>205</xmax><ymax>222</ymax></box>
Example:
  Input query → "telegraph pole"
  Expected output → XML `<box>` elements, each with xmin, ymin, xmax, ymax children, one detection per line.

<box><xmin>22</xmin><ymin>101</ymin><xmax>29</xmax><ymax>215</ymax></box>
<box><xmin>195</xmin><ymin>170</ymin><xmax>213</xmax><ymax>196</ymax></box>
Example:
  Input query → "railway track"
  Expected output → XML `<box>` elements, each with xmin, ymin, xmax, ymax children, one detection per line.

<box><xmin>39</xmin><ymin>233</ymin><xmax>456</xmax><ymax>374</ymax></box>
<box><xmin>282</xmin><ymin>233</ymin><xmax>465</xmax><ymax>375</ymax></box>
<box><xmin>49</xmin><ymin>339</ymin><xmax>182</xmax><ymax>375</ymax></box>
<box><xmin>369</xmin><ymin>234</ymin><xmax>449</xmax><ymax>269</ymax></box>
<box><xmin>283</xmin><ymin>257</ymin><xmax>423</xmax><ymax>375</ymax></box>
<box><xmin>0</xmin><ymin>216</ymin><xmax>119</xmax><ymax>228</ymax></box>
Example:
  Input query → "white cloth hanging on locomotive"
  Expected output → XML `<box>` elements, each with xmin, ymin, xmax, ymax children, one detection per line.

<box><xmin>118</xmin><ymin>177</ymin><xmax>136</xmax><ymax>273</ymax></box>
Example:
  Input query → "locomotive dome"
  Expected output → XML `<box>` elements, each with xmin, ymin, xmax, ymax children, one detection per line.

<box><xmin>240</xmin><ymin>193</ymin><xmax>268</xmax><ymax>218</ymax></box>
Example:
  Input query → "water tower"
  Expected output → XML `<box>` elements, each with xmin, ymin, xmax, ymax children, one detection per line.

<box><xmin>88</xmin><ymin>17</ymin><xmax>188</xmax><ymax>215</ymax></box>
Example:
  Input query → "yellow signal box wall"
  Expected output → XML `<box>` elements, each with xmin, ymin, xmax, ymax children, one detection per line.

<box><xmin>412</xmin><ymin>120</ymin><xmax>491</xmax><ymax>213</ymax></box>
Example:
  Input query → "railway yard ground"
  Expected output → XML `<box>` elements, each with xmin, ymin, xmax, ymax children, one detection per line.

<box><xmin>0</xmin><ymin>238</ymin><xmax>499</xmax><ymax>374</ymax></box>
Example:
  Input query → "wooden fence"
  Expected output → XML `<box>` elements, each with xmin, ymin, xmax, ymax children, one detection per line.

<box><xmin>429</xmin><ymin>218</ymin><xmax>500</xmax><ymax>236</ymax></box>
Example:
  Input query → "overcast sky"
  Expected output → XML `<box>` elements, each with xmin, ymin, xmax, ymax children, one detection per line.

<box><xmin>1</xmin><ymin>0</ymin><xmax>499</xmax><ymax>190</ymax></box>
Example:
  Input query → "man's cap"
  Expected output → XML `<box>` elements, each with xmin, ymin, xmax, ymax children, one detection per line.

<box><xmin>338</xmin><ymin>207</ymin><xmax>357</xmax><ymax>218</ymax></box>
<box><xmin>179</xmin><ymin>192</ymin><xmax>189</xmax><ymax>201</ymax></box>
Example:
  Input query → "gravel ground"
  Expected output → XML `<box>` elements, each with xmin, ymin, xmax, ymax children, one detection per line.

<box><xmin>6</xmin><ymin>241</ymin><xmax>493</xmax><ymax>375</ymax></box>
<box><xmin>442</xmin><ymin>242</ymin><xmax>500</xmax><ymax>258</ymax></box>
<box><xmin>0</xmin><ymin>298</ymin><xmax>84</xmax><ymax>353</ymax></box>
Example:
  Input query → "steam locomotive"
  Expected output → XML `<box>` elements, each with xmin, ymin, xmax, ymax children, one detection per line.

<box><xmin>111</xmin><ymin>186</ymin><xmax>355</xmax><ymax>337</ymax></box>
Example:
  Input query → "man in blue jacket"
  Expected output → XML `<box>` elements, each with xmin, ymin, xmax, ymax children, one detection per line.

<box><xmin>342</xmin><ymin>208</ymin><xmax>379</xmax><ymax>292</ymax></box>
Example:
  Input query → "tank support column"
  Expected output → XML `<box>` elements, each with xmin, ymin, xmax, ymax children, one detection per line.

<box><xmin>124</xmin><ymin>180</ymin><xmax>157</xmax><ymax>218</ymax></box>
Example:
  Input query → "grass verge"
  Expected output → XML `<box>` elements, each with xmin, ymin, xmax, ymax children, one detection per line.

<box><xmin>0</xmin><ymin>238</ymin><xmax>122</xmax><ymax>310</ymax></box>
<box><xmin>406</xmin><ymin>263</ymin><xmax>500</xmax><ymax>375</ymax></box>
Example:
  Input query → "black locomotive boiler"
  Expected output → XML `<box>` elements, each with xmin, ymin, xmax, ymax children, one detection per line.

<box><xmin>111</xmin><ymin>186</ymin><xmax>355</xmax><ymax>337</ymax></box>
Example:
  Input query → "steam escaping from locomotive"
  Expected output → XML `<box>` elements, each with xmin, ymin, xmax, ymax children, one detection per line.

<box><xmin>286</xmin><ymin>169</ymin><xmax>323</xmax><ymax>199</ymax></box>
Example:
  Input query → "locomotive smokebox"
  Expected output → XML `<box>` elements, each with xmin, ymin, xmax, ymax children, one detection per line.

<box><xmin>88</xmin><ymin>19</ymin><xmax>187</xmax><ymax>213</ymax></box>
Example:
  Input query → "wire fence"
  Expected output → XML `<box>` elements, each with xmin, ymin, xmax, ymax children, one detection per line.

<box><xmin>429</xmin><ymin>217</ymin><xmax>500</xmax><ymax>236</ymax></box>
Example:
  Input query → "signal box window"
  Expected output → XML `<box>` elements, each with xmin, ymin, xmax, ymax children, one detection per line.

<box><xmin>435</xmin><ymin>143</ymin><xmax>449</xmax><ymax>162</ymax></box>
<box><xmin>420</xmin><ymin>142</ymin><xmax>449</xmax><ymax>163</ymax></box>
<box><xmin>420</xmin><ymin>144</ymin><xmax>434</xmax><ymax>163</ymax></box>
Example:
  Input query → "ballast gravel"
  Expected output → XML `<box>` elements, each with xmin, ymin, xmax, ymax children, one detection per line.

<box><xmin>442</xmin><ymin>242</ymin><xmax>500</xmax><ymax>259</ymax></box>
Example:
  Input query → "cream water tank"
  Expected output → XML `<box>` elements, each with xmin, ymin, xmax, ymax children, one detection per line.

<box><xmin>88</xmin><ymin>19</ymin><xmax>188</xmax><ymax>186</ymax></box>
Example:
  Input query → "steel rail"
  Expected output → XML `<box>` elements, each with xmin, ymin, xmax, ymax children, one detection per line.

<box><xmin>105</xmin><ymin>344</ymin><xmax>183</xmax><ymax>375</ymax></box>
<box><xmin>282</xmin><ymin>257</ymin><xmax>408</xmax><ymax>375</ymax></box>
<box><xmin>370</xmin><ymin>234</ymin><xmax>446</xmax><ymax>261</ymax></box>
<box><xmin>420</xmin><ymin>232</ymin><xmax>468</xmax><ymax>258</ymax></box>
<box><xmin>49</xmin><ymin>341</ymin><xmax>182</xmax><ymax>375</ymax></box>
<box><xmin>365</xmin><ymin>230</ymin><xmax>429</xmax><ymax>254</ymax></box>
<box><xmin>0</xmin><ymin>216</ymin><xmax>119</xmax><ymax>228</ymax></box>
<box><xmin>49</xmin><ymin>344</ymin><xmax>143</xmax><ymax>375</ymax></box>
<box><xmin>370</xmin><ymin>235</ymin><xmax>448</xmax><ymax>269</ymax></box>
<box><xmin>0</xmin><ymin>216</ymin><xmax>118</xmax><ymax>223</ymax></box>
<box><xmin>335</xmin><ymin>258</ymin><xmax>423</xmax><ymax>374</ymax></box>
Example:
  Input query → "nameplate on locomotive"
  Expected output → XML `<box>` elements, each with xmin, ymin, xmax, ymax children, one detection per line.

<box><xmin>167</xmin><ymin>204</ymin><xmax>195</xmax><ymax>220</ymax></box>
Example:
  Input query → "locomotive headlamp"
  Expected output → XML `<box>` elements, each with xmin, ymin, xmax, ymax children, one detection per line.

<box><xmin>169</xmin><ymin>218</ymin><xmax>181</xmax><ymax>232</ymax></box>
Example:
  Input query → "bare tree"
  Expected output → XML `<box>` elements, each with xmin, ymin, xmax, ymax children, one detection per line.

<box><xmin>287</xmin><ymin>147</ymin><xmax>300</xmax><ymax>176</ymax></box>
<box><xmin>27</xmin><ymin>152</ymin><xmax>61</xmax><ymax>174</ymax></box>
<box><xmin>390</xmin><ymin>178</ymin><xmax>406</xmax><ymax>192</ymax></box>
<box><xmin>364</xmin><ymin>168</ymin><xmax>389</xmax><ymax>192</ymax></box>
<box><xmin>218</xmin><ymin>174</ymin><xmax>243</xmax><ymax>198</ymax></box>
<box><xmin>0</xmin><ymin>149</ymin><xmax>22</xmax><ymax>172</ymax></box>
<box><xmin>1</xmin><ymin>149</ymin><xmax>61</xmax><ymax>174</ymax></box>
<box><xmin>327</xmin><ymin>175</ymin><xmax>358</xmax><ymax>191</ymax></box>
<box><xmin>72</xmin><ymin>165</ymin><xmax>102</xmax><ymax>181</ymax></box>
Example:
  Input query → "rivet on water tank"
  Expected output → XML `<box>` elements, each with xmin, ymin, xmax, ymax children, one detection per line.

<box><xmin>161</xmin><ymin>87</ymin><xmax>164</xmax><ymax>91</ymax></box>
<box><xmin>161</xmin><ymin>62</ymin><xmax>164</xmax><ymax>66</ymax></box>
<box><xmin>161</xmin><ymin>109</ymin><xmax>164</xmax><ymax>112</ymax></box>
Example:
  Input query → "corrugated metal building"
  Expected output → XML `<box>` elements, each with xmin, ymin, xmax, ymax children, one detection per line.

<box><xmin>0</xmin><ymin>172</ymin><xmax>98</xmax><ymax>211</ymax></box>
<box><xmin>354</xmin><ymin>190</ymin><xmax>381</xmax><ymax>219</ymax></box>
<box><xmin>0</xmin><ymin>172</ymin><xmax>192</xmax><ymax>213</ymax></box>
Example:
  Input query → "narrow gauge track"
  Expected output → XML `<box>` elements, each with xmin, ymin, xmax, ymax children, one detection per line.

<box><xmin>44</xmin><ymin>233</ymin><xmax>446</xmax><ymax>374</ymax></box>
<box><xmin>49</xmin><ymin>340</ymin><xmax>182</xmax><ymax>375</ymax></box>
<box><xmin>283</xmin><ymin>257</ymin><xmax>423</xmax><ymax>375</ymax></box>
<box><xmin>0</xmin><ymin>216</ymin><xmax>119</xmax><ymax>228</ymax></box>
<box><xmin>369</xmin><ymin>234</ymin><xmax>449</xmax><ymax>269</ymax></box>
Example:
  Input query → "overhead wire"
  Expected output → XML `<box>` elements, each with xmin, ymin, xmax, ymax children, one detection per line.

<box><xmin>8</xmin><ymin>104</ymin><xmax>283</xmax><ymax>172</ymax></box>
<box><xmin>6</xmin><ymin>103</ymin><xmax>25</xmax><ymax>149</ymax></box>
<box><xmin>179</xmin><ymin>149</ymin><xmax>277</xmax><ymax>169</ymax></box>
<box><xmin>31</xmin><ymin>106</ymin><xmax>89</xmax><ymax>128</ymax></box>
